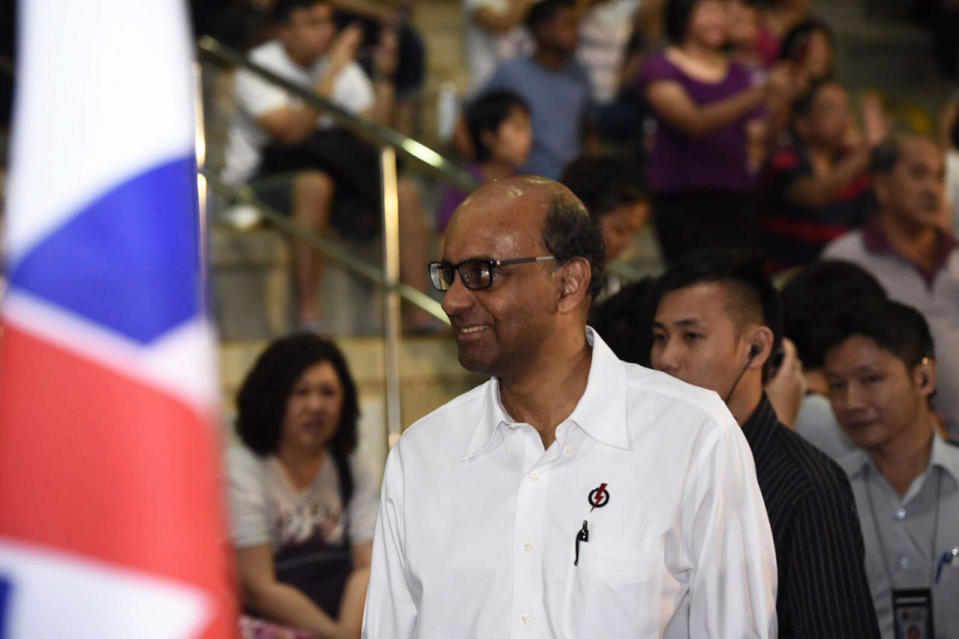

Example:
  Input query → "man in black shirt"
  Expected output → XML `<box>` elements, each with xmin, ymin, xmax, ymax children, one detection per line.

<box><xmin>647</xmin><ymin>248</ymin><xmax>880</xmax><ymax>638</ymax></box>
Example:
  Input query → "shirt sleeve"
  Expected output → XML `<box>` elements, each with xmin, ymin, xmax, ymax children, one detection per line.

<box><xmin>347</xmin><ymin>452</ymin><xmax>381</xmax><ymax>545</ymax></box>
<box><xmin>634</xmin><ymin>54</ymin><xmax>676</xmax><ymax>92</ymax></box>
<box><xmin>682</xmin><ymin>418</ymin><xmax>779</xmax><ymax>637</ymax></box>
<box><xmin>362</xmin><ymin>444</ymin><xmax>417</xmax><ymax>638</ymax></box>
<box><xmin>784</xmin><ymin>482</ymin><xmax>880</xmax><ymax>638</ymax></box>
<box><xmin>332</xmin><ymin>63</ymin><xmax>375</xmax><ymax>116</ymax></box>
<box><xmin>234</xmin><ymin>66</ymin><xmax>291</xmax><ymax>120</ymax></box>
<box><xmin>226</xmin><ymin>446</ymin><xmax>273</xmax><ymax>549</ymax></box>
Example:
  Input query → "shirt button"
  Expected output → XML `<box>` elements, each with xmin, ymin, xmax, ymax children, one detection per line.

<box><xmin>564</xmin><ymin>445</ymin><xmax>573</xmax><ymax>455</ymax></box>
<box><xmin>524</xmin><ymin>542</ymin><xmax>533</xmax><ymax>552</ymax></box>
<box><xmin>895</xmin><ymin>508</ymin><xmax>906</xmax><ymax>520</ymax></box>
<box><xmin>530</xmin><ymin>473</ymin><xmax>539</xmax><ymax>482</ymax></box>
<box><xmin>521</xmin><ymin>615</ymin><xmax>530</xmax><ymax>625</ymax></box>
<box><xmin>899</xmin><ymin>556</ymin><xmax>909</xmax><ymax>569</ymax></box>
<box><xmin>505</xmin><ymin>447</ymin><xmax>511</xmax><ymax>455</ymax></box>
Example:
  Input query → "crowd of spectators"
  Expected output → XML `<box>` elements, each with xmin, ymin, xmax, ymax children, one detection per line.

<box><xmin>202</xmin><ymin>0</ymin><xmax>959</xmax><ymax>636</ymax></box>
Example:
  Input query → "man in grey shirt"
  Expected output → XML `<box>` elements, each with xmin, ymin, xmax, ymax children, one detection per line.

<box><xmin>823</xmin><ymin>299</ymin><xmax>959</xmax><ymax>637</ymax></box>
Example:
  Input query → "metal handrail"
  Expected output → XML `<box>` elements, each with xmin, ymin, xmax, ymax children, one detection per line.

<box><xmin>197</xmin><ymin>35</ymin><xmax>479</xmax><ymax>192</ymax></box>
<box><xmin>203</xmin><ymin>169</ymin><xmax>448</xmax><ymax>323</ymax></box>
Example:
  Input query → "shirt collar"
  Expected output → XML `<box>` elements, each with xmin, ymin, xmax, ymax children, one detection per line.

<box><xmin>862</xmin><ymin>217</ymin><xmax>959</xmax><ymax>285</ymax></box>
<box><xmin>461</xmin><ymin>326</ymin><xmax>630</xmax><ymax>460</ymax></box>
<box><xmin>839</xmin><ymin>432</ymin><xmax>959</xmax><ymax>482</ymax></box>
<box><xmin>931</xmin><ymin>433</ymin><xmax>959</xmax><ymax>482</ymax></box>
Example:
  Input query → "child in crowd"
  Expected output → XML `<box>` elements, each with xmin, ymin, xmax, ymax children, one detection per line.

<box><xmin>434</xmin><ymin>90</ymin><xmax>532</xmax><ymax>233</ymax></box>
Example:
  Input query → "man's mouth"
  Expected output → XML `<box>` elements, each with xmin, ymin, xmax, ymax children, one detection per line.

<box><xmin>459</xmin><ymin>325</ymin><xmax>487</xmax><ymax>334</ymax></box>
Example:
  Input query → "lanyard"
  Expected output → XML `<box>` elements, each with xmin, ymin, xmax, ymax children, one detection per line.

<box><xmin>864</xmin><ymin>463</ymin><xmax>943</xmax><ymax>588</ymax></box>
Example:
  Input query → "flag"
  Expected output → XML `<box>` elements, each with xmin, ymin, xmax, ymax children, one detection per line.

<box><xmin>0</xmin><ymin>2</ymin><xmax>234</xmax><ymax>638</ymax></box>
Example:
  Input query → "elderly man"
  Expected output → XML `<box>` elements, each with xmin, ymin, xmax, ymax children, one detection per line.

<box><xmin>362</xmin><ymin>177</ymin><xmax>777</xmax><ymax>638</ymax></box>
<box><xmin>824</xmin><ymin>134</ymin><xmax>959</xmax><ymax>438</ymax></box>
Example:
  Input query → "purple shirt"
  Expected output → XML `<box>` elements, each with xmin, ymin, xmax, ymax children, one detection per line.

<box><xmin>435</xmin><ymin>165</ymin><xmax>485</xmax><ymax>232</ymax></box>
<box><xmin>637</xmin><ymin>53</ymin><xmax>759</xmax><ymax>194</ymax></box>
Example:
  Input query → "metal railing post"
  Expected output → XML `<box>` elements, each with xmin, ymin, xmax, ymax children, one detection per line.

<box><xmin>380</xmin><ymin>146</ymin><xmax>403</xmax><ymax>448</ymax></box>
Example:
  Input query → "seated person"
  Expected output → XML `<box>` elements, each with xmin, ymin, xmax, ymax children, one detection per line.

<box><xmin>648</xmin><ymin>248</ymin><xmax>879</xmax><ymax>638</ymax></box>
<box><xmin>822</xmin><ymin>299</ymin><xmax>959</xmax><ymax>637</ymax></box>
<box><xmin>823</xmin><ymin>134</ymin><xmax>959</xmax><ymax>437</ymax></box>
<box><xmin>464</xmin><ymin>0</ymin><xmax>535</xmax><ymax>90</ymax></box>
<box><xmin>560</xmin><ymin>154</ymin><xmax>649</xmax><ymax>263</ymax></box>
<box><xmin>759</xmin><ymin>80</ymin><xmax>883</xmax><ymax>271</ymax></box>
<box><xmin>222</xmin><ymin>0</ymin><xmax>431</xmax><ymax>328</ymax></box>
<box><xmin>227</xmin><ymin>334</ymin><xmax>378</xmax><ymax>639</ymax></box>
<box><xmin>780</xmin><ymin>259</ymin><xmax>887</xmax><ymax>460</ymax></box>
<box><xmin>483</xmin><ymin>0</ymin><xmax>593</xmax><ymax>179</ymax></box>
<box><xmin>435</xmin><ymin>90</ymin><xmax>532</xmax><ymax>233</ymax></box>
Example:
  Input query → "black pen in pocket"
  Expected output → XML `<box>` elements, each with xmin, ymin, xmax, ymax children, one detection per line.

<box><xmin>574</xmin><ymin>520</ymin><xmax>589</xmax><ymax>566</ymax></box>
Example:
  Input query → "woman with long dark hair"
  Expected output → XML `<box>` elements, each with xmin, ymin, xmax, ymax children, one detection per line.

<box><xmin>228</xmin><ymin>333</ymin><xmax>376</xmax><ymax>639</ymax></box>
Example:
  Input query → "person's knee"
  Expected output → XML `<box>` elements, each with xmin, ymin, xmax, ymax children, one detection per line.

<box><xmin>294</xmin><ymin>170</ymin><xmax>334</xmax><ymax>204</ymax></box>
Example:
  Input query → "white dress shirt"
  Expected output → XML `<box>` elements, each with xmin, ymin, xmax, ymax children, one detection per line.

<box><xmin>362</xmin><ymin>328</ymin><xmax>778</xmax><ymax>638</ymax></box>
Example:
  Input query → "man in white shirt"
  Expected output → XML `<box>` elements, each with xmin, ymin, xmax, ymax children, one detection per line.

<box><xmin>223</xmin><ymin>0</ymin><xmax>432</xmax><ymax>329</ymax></box>
<box><xmin>362</xmin><ymin>176</ymin><xmax>778</xmax><ymax>637</ymax></box>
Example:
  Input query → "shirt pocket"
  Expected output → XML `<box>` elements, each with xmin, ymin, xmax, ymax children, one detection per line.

<box><xmin>561</xmin><ymin>543</ymin><xmax>663</xmax><ymax>639</ymax></box>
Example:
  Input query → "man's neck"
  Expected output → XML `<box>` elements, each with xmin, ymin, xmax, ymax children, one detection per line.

<box><xmin>871</xmin><ymin>417</ymin><xmax>935</xmax><ymax>498</ymax></box>
<box><xmin>878</xmin><ymin>210</ymin><xmax>940</xmax><ymax>273</ymax></box>
<box><xmin>729</xmin><ymin>377</ymin><xmax>764</xmax><ymax>427</ymax></box>
<box><xmin>282</xmin><ymin>42</ymin><xmax>317</xmax><ymax>70</ymax></box>
<box><xmin>533</xmin><ymin>47</ymin><xmax>569</xmax><ymax>71</ymax></box>
<box><xmin>498</xmin><ymin>329</ymin><xmax>592</xmax><ymax>449</ymax></box>
<box><xmin>481</xmin><ymin>158</ymin><xmax>517</xmax><ymax>181</ymax></box>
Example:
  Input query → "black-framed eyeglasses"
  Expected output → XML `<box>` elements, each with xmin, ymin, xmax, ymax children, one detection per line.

<box><xmin>428</xmin><ymin>256</ymin><xmax>556</xmax><ymax>292</ymax></box>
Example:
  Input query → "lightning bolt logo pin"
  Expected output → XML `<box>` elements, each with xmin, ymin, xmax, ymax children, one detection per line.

<box><xmin>588</xmin><ymin>483</ymin><xmax>609</xmax><ymax>510</ymax></box>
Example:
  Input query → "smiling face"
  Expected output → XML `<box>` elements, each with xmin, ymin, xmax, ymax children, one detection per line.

<box><xmin>441</xmin><ymin>181</ymin><xmax>564</xmax><ymax>379</ymax></box>
<box><xmin>824</xmin><ymin>335</ymin><xmax>928</xmax><ymax>451</ymax></box>
<box><xmin>685</xmin><ymin>0</ymin><xmax>729</xmax><ymax>50</ymax></box>
<box><xmin>279</xmin><ymin>360</ymin><xmax>344</xmax><ymax>454</ymax></box>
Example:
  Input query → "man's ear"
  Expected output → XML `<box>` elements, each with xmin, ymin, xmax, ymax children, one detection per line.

<box><xmin>914</xmin><ymin>357</ymin><xmax>938</xmax><ymax>397</ymax></box>
<box><xmin>743</xmin><ymin>325</ymin><xmax>775</xmax><ymax>370</ymax></box>
<box><xmin>556</xmin><ymin>257</ymin><xmax>591</xmax><ymax>313</ymax></box>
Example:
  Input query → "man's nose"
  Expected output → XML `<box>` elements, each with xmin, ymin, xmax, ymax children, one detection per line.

<box><xmin>440</xmin><ymin>271</ymin><xmax>475</xmax><ymax>317</ymax></box>
<box><xmin>653</xmin><ymin>339</ymin><xmax>681</xmax><ymax>375</ymax></box>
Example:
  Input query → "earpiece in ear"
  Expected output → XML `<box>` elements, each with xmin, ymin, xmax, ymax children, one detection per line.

<box><xmin>748</xmin><ymin>344</ymin><xmax>761</xmax><ymax>360</ymax></box>
<box><xmin>920</xmin><ymin>357</ymin><xmax>931</xmax><ymax>387</ymax></box>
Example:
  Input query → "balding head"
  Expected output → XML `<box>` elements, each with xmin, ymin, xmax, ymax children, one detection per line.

<box><xmin>448</xmin><ymin>176</ymin><xmax>605</xmax><ymax>299</ymax></box>
<box><xmin>439</xmin><ymin>176</ymin><xmax>605</xmax><ymax>379</ymax></box>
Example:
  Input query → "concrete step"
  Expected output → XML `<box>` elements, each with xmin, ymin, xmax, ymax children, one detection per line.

<box><xmin>210</xmin><ymin>224</ymin><xmax>388</xmax><ymax>339</ymax></box>
<box><xmin>218</xmin><ymin>333</ymin><xmax>483</xmax><ymax>464</ymax></box>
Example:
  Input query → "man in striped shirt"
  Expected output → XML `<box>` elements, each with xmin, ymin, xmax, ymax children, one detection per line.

<box><xmin>649</xmin><ymin>248</ymin><xmax>880</xmax><ymax>638</ymax></box>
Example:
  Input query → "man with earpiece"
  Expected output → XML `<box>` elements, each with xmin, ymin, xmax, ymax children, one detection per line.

<box><xmin>650</xmin><ymin>248</ymin><xmax>879</xmax><ymax>638</ymax></box>
<box><xmin>821</xmin><ymin>299</ymin><xmax>959</xmax><ymax>638</ymax></box>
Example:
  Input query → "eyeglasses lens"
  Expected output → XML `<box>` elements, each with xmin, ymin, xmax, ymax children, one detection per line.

<box><xmin>460</xmin><ymin>260</ymin><xmax>492</xmax><ymax>290</ymax></box>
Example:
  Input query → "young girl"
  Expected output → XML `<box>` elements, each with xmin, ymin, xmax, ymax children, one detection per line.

<box><xmin>435</xmin><ymin>90</ymin><xmax>532</xmax><ymax>233</ymax></box>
